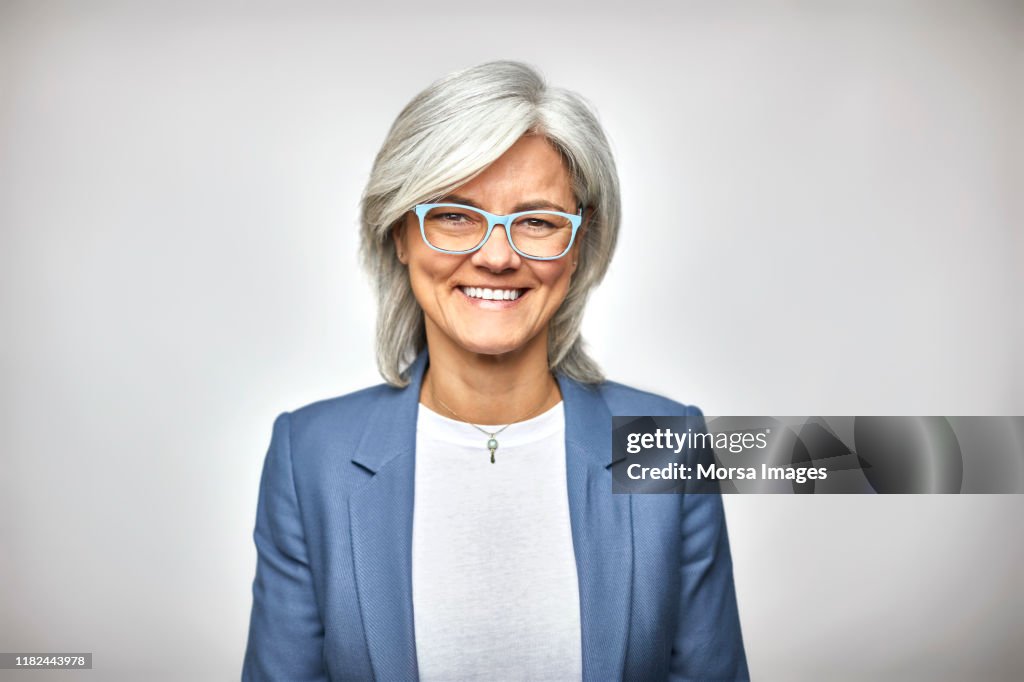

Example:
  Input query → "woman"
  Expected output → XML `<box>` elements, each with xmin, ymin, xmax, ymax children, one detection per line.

<box><xmin>243</xmin><ymin>61</ymin><xmax>748</xmax><ymax>681</ymax></box>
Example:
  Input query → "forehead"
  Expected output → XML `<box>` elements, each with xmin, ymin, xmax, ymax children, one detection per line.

<box><xmin>448</xmin><ymin>135</ymin><xmax>573</xmax><ymax>207</ymax></box>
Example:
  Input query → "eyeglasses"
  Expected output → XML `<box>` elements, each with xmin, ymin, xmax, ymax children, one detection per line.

<box><xmin>410</xmin><ymin>203</ymin><xmax>584</xmax><ymax>261</ymax></box>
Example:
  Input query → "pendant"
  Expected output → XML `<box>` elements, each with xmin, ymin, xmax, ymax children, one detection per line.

<box><xmin>487</xmin><ymin>436</ymin><xmax>498</xmax><ymax>464</ymax></box>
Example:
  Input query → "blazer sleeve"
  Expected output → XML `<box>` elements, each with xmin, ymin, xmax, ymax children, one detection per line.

<box><xmin>242</xmin><ymin>412</ymin><xmax>328</xmax><ymax>682</ymax></box>
<box><xmin>670</xmin><ymin>409</ymin><xmax>750</xmax><ymax>681</ymax></box>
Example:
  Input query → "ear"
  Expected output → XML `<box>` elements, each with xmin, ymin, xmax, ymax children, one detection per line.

<box><xmin>570</xmin><ymin>206</ymin><xmax>593</xmax><ymax>271</ymax></box>
<box><xmin>392</xmin><ymin>222</ymin><xmax>408</xmax><ymax>265</ymax></box>
<box><xmin>576</xmin><ymin>204</ymin><xmax>593</xmax><ymax>240</ymax></box>
<box><xmin>569</xmin><ymin>236</ymin><xmax>582</xmax><ymax>272</ymax></box>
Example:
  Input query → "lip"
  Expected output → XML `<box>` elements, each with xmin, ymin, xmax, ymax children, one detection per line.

<box><xmin>457</xmin><ymin>286</ymin><xmax>530</xmax><ymax>309</ymax></box>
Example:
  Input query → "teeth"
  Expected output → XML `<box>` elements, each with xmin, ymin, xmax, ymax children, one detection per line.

<box><xmin>462</xmin><ymin>286</ymin><xmax>521</xmax><ymax>301</ymax></box>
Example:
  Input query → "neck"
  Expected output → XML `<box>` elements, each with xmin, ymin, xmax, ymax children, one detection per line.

<box><xmin>420</xmin><ymin>326</ymin><xmax>561</xmax><ymax>426</ymax></box>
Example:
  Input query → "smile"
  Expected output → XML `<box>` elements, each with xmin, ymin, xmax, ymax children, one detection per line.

<box><xmin>459</xmin><ymin>286</ymin><xmax>525</xmax><ymax>301</ymax></box>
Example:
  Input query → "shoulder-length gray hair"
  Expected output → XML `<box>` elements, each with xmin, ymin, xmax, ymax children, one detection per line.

<box><xmin>360</xmin><ymin>61</ymin><xmax>621</xmax><ymax>387</ymax></box>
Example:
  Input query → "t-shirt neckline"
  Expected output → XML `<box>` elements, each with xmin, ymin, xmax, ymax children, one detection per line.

<box><xmin>417</xmin><ymin>400</ymin><xmax>564</xmax><ymax>448</ymax></box>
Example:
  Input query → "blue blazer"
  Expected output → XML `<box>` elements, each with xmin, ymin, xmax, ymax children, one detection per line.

<box><xmin>243</xmin><ymin>352</ymin><xmax>749</xmax><ymax>681</ymax></box>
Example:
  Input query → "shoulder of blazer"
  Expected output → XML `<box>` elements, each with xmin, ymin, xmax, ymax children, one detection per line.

<box><xmin>588</xmin><ymin>379</ymin><xmax>705</xmax><ymax>419</ymax></box>
<box><xmin>287</xmin><ymin>381</ymin><xmax>397</xmax><ymax>430</ymax></box>
<box><xmin>277</xmin><ymin>382</ymin><xmax>404</xmax><ymax>481</ymax></box>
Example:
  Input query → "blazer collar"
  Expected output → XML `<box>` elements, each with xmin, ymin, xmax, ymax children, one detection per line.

<box><xmin>348</xmin><ymin>350</ymin><xmax>632</xmax><ymax>680</ymax></box>
<box><xmin>347</xmin><ymin>352</ymin><xmax>426</xmax><ymax>681</ymax></box>
<box><xmin>350</xmin><ymin>351</ymin><xmax>428</xmax><ymax>474</ymax></box>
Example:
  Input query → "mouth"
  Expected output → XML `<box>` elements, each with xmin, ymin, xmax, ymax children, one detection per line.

<box><xmin>459</xmin><ymin>286</ymin><xmax>526</xmax><ymax>301</ymax></box>
<box><xmin>458</xmin><ymin>285</ymin><xmax>529</xmax><ymax>308</ymax></box>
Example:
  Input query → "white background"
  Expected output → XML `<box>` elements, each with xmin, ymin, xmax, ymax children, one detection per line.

<box><xmin>2</xmin><ymin>1</ymin><xmax>1022</xmax><ymax>680</ymax></box>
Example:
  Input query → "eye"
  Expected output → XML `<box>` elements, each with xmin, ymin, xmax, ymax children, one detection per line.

<box><xmin>425</xmin><ymin>209</ymin><xmax>483</xmax><ymax>228</ymax></box>
<box><xmin>513</xmin><ymin>214</ymin><xmax>566</xmax><ymax>233</ymax></box>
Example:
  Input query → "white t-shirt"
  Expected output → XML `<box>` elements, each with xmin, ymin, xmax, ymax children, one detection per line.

<box><xmin>411</xmin><ymin>401</ymin><xmax>583</xmax><ymax>682</ymax></box>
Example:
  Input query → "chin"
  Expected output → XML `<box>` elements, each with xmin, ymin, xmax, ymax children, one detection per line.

<box><xmin>454</xmin><ymin>332</ymin><xmax>531</xmax><ymax>357</ymax></box>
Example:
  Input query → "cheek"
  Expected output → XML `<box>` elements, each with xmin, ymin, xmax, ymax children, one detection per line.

<box><xmin>408</xmin><ymin>260</ymin><xmax>440</xmax><ymax>299</ymax></box>
<box><xmin>406</xmin><ymin>251</ymin><xmax>459</xmax><ymax>306</ymax></box>
<box><xmin>536</xmin><ymin>262</ymin><xmax>576</xmax><ymax>302</ymax></box>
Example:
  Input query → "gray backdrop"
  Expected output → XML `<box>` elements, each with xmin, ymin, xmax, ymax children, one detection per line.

<box><xmin>1</xmin><ymin>1</ymin><xmax>1022</xmax><ymax>680</ymax></box>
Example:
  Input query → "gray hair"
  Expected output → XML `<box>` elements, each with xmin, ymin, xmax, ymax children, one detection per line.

<box><xmin>360</xmin><ymin>61</ymin><xmax>621</xmax><ymax>387</ymax></box>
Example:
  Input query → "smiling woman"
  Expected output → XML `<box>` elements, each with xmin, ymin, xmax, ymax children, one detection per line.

<box><xmin>398</xmin><ymin>135</ymin><xmax>581</xmax><ymax>394</ymax></box>
<box><xmin>242</xmin><ymin>61</ymin><xmax>749</xmax><ymax>681</ymax></box>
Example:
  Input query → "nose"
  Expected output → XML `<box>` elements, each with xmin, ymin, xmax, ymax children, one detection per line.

<box><xmin>470</xmin><ymin>221</ymin><xmax>521</xmax><ymax>272</ymax></box>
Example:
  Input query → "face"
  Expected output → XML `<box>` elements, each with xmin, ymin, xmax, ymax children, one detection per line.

<box><xmin>395</xmin><ymin>135</ymin><xmax>582</xmax><ymax>360</ymax></box>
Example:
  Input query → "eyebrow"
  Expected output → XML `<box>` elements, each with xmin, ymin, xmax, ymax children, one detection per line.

<box><xmin>439</xmin><ymin>194</ymin><xmax>572</xmax><ymax>214</ymax></box>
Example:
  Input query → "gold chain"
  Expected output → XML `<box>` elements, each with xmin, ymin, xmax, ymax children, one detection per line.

<box><xmin>429</xmin><ymin>375</ymin><xmax>557</xmax><ymax>463</ymax></box>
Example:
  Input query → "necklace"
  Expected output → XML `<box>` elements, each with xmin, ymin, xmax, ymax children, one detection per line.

<box><xmin>431</xmin><ymin>379</ymin><xmax>556</xmax><ymax>463</ymax></box>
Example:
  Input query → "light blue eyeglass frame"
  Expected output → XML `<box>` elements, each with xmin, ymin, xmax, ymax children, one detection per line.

<box><xmin>411</xmin><ymin>203</ymin><xmax>584</xmax><ymax>261</ymax></box>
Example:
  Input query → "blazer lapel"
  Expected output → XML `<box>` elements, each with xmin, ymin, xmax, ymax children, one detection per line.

<box><xmin>559</xmin><ymin>374</ymin><xmax>634</xmax><ymax>680</ymax></box>
<box><xmin>348</xmin><ymin>352</ymin><xmax>428</xmax><ymax>681</ymax></box>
